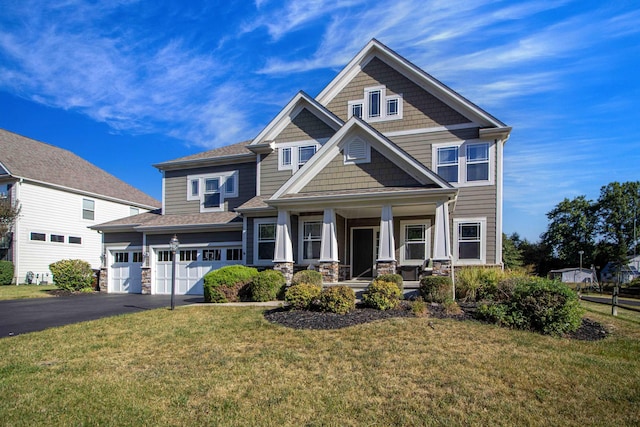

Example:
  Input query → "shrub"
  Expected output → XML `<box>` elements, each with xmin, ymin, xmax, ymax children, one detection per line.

<box><xmin>49</xmin><ymin>259</ymin><xmax>93</xmax><ymax>291</ymax></box>
<box><xmin>317</xmin><ymin>285</ymin><xmax>355</xmax><ymax>314</ymax></box>
<box><xmin>455</xmin><ymin>267</ymin><xmax>505</xmax><ymax>301</ymax></box>
<box><xmin>0</xmin><ymin>260</ymin><xmax>14</xmax><ymax>285</ymax></box>
<box><xmin>373</xmin><ymin>273</ymin><xmax>403</xmax><ymax>291</ymax></box>
<box><xmin>362</xmin><ymin>280</ymin><xmax>402</xmax><ymax>310</ymax></box>
<box><xmin>250</xmin><ymin>269</ymin><xmax>286</xmax><ymax>302</ymax></box>
<box><xmin>409</xmin><ymin>297</ymin><xmax>429</xmax><ymax>317</ymax></box>
<box><xmin>420</xmin><ymin>276</ymin><xmax>452</xmax><ymax>303</ymax></box>
<box><xmin>203</xmin><ymin>265</ymin><xmax>258</xmax><ymax>303</ymax></box>
<box><xmin>442</xmin><ymin>298</ymin><xmax>462</xmax><ymax>315</ymax></box>
<box><xmin>476</xmin><ymin>277</ymin><xmax>584</xmax><ymax>335</ymax></box>
<box><xmin>291</xmin><ymin>270</ymin><xmax>323</xmax><ymax>287</ymax></box>
<box><xmin>285</xmin><ymin>283</ymin><xmax>322</xmax><ymax>310</ymax></box>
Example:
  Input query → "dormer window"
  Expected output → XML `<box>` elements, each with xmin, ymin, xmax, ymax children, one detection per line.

<box><xmin>348</xmin><ymin>85</ymin><xmax>403</xmax><ymax>122</ymax></box>
<box><xmin>277</xmin><ymin>141</ymin><xmax>322</xmax><ymax>172</ymax></box>
<box><xmin>186</xmin><ymin>171</ymin><xmax>238</xmax><ymax>212</ymax></box>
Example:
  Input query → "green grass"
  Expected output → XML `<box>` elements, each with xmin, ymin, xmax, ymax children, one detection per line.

<box><xmin>582</xmin><ymin>300</ymin><xmax>640</xmax><ymax>325</ymax></box>
<box><xmin>0</xmin><ymin>284</ymin><xmax>56</xmax><ymax>300</ymax></box>
<box><xmin>0</xmin><ymin>306</ymin><xmax>638</xmax><ymax>426</ymax></box>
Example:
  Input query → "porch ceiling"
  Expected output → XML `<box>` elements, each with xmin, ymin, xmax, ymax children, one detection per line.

<box><xmin>334</xmin><ymin>204</ymin><xmax>434</xmax><ymax>219</ymax></box>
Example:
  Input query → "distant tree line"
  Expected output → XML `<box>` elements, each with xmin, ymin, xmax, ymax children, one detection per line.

<box><xmin>503</xmin><ymin>181</ymin><xmax>640</xmax><ymax>276</ymax></box>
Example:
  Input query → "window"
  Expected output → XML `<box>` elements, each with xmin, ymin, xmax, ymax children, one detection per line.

<box><xmin>204</xmin><ymin>178</ymin><xmax>220</xmax><ymax>208</ymax></box>
<box><xmin>454</xmin><ymin>218</ymin><xmax>486</xmax><ymax>264</ymax></box>
<box><xmin>187</xmin><ymin>171</ymin><xmax>238</xmax><ymax>211</ymax></box>
<box><xmin>114</xmin><ymin>252</ymin><xmax>129</xmax><ymax>263</ymax></box>
<box><xmin>50</xmin><ymin>234</ymin><xmax>64</xmax><ymax>243</ymax></box>
<box><xmin>130</xmin><ymin>207</ymin><xmax>139</xmax><ymax>216</ymax></box>
<box><xmin>225</xmin><ymin>175</ymin><xmax>236</xmax><ymax>195</ymax></box>
<box><xmin>256</xmin><ymin>221</ymin><xmax>276</xmax><ymax>263</ymax></box>
<box><xmin>226</xmin><ymin>248</ymin><xmax>242</xmax><ymax>261</ymax></box>
<box><xmin>180</xmin><ymin>250</ymin><xmax>198</xmax><ymax>262</ymax></box>
<box><xmin>82</xmin><ymin>199</ymin><xmax>95</xmax><ymax>220</ymax></box>
<box><xmin>30</xmin><ymin>232</ymin><xmax>46</xmax><ymax>241</ymax></box>
<box><xmin>157</xmin><ymin>250</ymin><xmax>174</xmax><ymax>262</ymax></box>
<box><xmin>298</xmin><ymin>145</ymin><xmax>316</xmax><ymax>167</ymax></box>
<box><xmin>278</xmin><ymin>142</ymin><xmax>321</xmax><ymax>172</ymax></box>
<box><xmin>400</xmin><ymin>220</ymin><xmax>431</xmax><ymax>264</ymax></box>
<box><xmin>281</xmin><ymin>147</ymin><xmax>292</xmax><ymax>167</ymax></box>
<box><xmin>302</xmin><ymin>221</ymin><xmax>322</xmax><ymax>261</ymax></box>
<box><xmin>437</xmin><ymin>146</ymin><xmax>459</xmax><ymax>183</ymax></box>
<box><xmin>190</xmin><ymin>179</ymin><xmax>199</xmax><ymax>197</ymax></box>
<box><xmin>133</xmin><ymin>252</ymin><xmax>143</xmax><ymax>263</ymax></box>
<box><xmin>203</xmin><ymin>249</ymin><xmax>221</xmax><ymax>261</ymax></box>
<box><xmin>68</xmin><ymin>236</ymin><xmax>82</xmax><ymax>244</ymax></box>
<box><xmin>466</xmin><ymin>143</ymin><xmax>489</xmax><ymax>181</ymax></box>
<box><xmin>347</xmin><ymin>85</ymin><xmax>403</xmax><ymax>122</ymax></box>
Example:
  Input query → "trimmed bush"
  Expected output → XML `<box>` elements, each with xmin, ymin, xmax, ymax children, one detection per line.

<box><xmin>317</xmin><ymin>285</ymin><xmax>355</xmax><ymax>314</ymax></box>
<box><xmin>362</xmin><ymin>280</ymin><xmax>402</xmax><ymax>310</ymax></box>
<box><xmin>0</xmin><ymin>260</ymin><xmax>14</xmax><ymax>285</ymax></box>
<box><xmin>476</xmin><ymin>277</ymin><xmax>584</xmax><ymax>335</ymax></box>
<box><xmin>250</xmin><ymin>269</ymin><xmax>286</xmax><ymax>302</ymax></box>
<box><xmin>285</xmin><ymin>283</ymin><xmax>322</xmax><ymax>310</ymax></box>
<box><xmin>420</xmin><ymin>276</ymin><xmax>452</xmax><ymax>303</ymax></box>
<box><xmin>49</xmin><ymin>259</ymin><xmax>93</xmax><ymax>291</ymax></box>
<box><xmin>373</xmin><ymin>273</ymin><xmax>403</xmax><ymax>291</ymax></box>
<box><xmin>291</xmin><ymin>270</ymin><xmax>323</xmax><ymax>287</ymax></box>
<box><xmin>203</xmin><ymin>265</ymin><xmax>258</xmax><ymax>303</ymax></box>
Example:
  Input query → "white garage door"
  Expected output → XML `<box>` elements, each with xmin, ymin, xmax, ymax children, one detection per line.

<box><xmin>154</xmin><ymin>247</ymin><xmax>242</xmax><ymax>295</ymax></box>
<box><xmin>110</xmin><ymin>250</ymin><xmax>143</xmax><ymax>293</ymax></box>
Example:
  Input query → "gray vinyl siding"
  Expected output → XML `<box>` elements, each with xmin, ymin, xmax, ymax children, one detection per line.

<box><xmin>452</xmin><ymin>185</ymin><xmax>497</xmax><ymax>263</ymax></box>
<box><xmin>103</xmin><ymin>232</ymin><xmax>143</xmax><ymax>246</ymax></box>
<box><xmin>260</xmin><ymin>151</ymin><xmax>291</xmax><ymax>196</ymax></box>
<box><xmin>163</xmin><ymin>162</ymin><xmax>255</xmax><ymax>214</ymax></box>
<box><xmin>388</xmin><ymin>127</ymin><xmax>480</xmax><ymax>167</ymax></box>
<box><xmin>246</xmin><ymin>217</ymin><xmax>254</xmax><ymax>265</ymax></box>
<box><xmin>300</xmin><ymin>148</ymin><xmax>421</xmax><ymax>194</ymax></box>
<box><xmin>325</xmin><ymin>57</ymin><xmax>471</xmax><ymax>134</ymax></box>
<box><xmin>275</xmin><ymin>108</ymin><xmax>335</xmax><ymax>143</ymax></box>
<box><xmin>146</xmin><ymin>231</ymin><xmax>242</xmax><ymax>247</ymax></box>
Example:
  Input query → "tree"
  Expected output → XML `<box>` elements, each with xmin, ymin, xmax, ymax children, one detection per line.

<box><xmin>594</xmin><ymin>181</ymin><xmax>640</xmax><ymax>266</ymax></box>
<box><xmin>541</xmin><ymin>196</ymin><xmax>597</xmax><ymax>267</ymax></box>
<box><xmin>0</xmin><ymin>197</ymin><xmax>20</xmax><ymax>241</ymax></box>
<box><xmin>502</xmin><ymin>233</ymin><xmax>523</xmax><ymax>269</ymax></box>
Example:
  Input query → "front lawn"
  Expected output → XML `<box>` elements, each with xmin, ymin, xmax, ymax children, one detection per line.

<box><xmin>0</xmin><ymin>284</ymin><xmax>56</xmax><ymax>300</ymax></box>
<box><xmin>0</xmin><ymin>305</ymin><xmax>638</xmax><ymax>426</ymax></box>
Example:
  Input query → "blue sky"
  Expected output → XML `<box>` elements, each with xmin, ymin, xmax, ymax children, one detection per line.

<box><xmin>1</xmin><ymin>0</ymin><xmax>638</xmax><ymax>241</ymax></box>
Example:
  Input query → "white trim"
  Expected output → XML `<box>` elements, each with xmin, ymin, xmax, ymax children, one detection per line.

<box><xmin>453</xmin><ymin>217</ymin><xmax>487</xmax><ymax>265</ymax></box>
<box><xmin>432</xmin><ymin>140</ymin><xmax>494</xmax><ymax>187</ymax></box>
<box><xmin>185</xmin><ymin>170</ymin><xmax>238</xmax><ymax>213</ymax></box>
<box><xmin>384</xmin><ymin>122</ymin><xmax>478</xmax><ymax>138</ymax></box>
<box><xmin>400</xmin><ymin>219</ymin><xmax>432</xmax><ymax>266</ymax></box>
<box><xmin>256</xmin><ymin>154</ymin><xmax>261</xmax><ymax>196</ymax></box>
<box><xmin>276</xmin><ymin>140</ymin><xmax>324</xmax><ymax>172</ymax></box>
<box><xmin>346</xmin><ymin>85</ymin><xmax>403</xmax><ymax>123</ymax></box>
<box><xmin>495</xmin><ymin>138</ymin><xmax>505</xmax><ymax>265</ymax></box>
<box><xmin>343</xmin><ymin>137</ymin><xmax>370</xmax><ymax>165</ymax></box>
<box><xmin>253</xmin><ymin>217</ymin><xmax>277</xmax><ymax>266</ymax></box>
<box><xmin>242</xmin><ymin>216</ymin><xmax>248</xmax><ymax>265</ymax></box>
<box><xmin>297</xmin><ymin>215</ymin><xmax>323</xmax><ymax>265</ymax></box>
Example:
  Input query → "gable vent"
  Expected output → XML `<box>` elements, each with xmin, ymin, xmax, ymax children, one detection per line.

<box><xmin>345</xmin><ymin>138</ymin><xmax>369</xmax><ymax>164</ymax></box>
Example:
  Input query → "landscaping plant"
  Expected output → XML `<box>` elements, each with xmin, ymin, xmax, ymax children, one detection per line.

<box><xmin>250</xmin><ymin>269</ymin><xmax>286</xmax><ymax>302</ymax></box>
<box><xmin>419</xmin><ymin>275</ymin><xmax>452</xmax><ymax>303</ymax></box>
<box><xmin>291</xmin><ymin>269</ymin><xmax>323</xmax><ymax>287</ymax></box>
<box><xmin>362</xmin><ymin>280</ymin><xmax>402</xmax><ymax>310</ymax></box>
<box><xmin>49</xmin><ymin>259</ymin><xmax>93</xmax><ymax>291</ymax></box>
<box><xmin>284</xmin><ymin>283</ymin><xmax>322</xmax><ymax>310</ymax></box>
<box><xmin>317</xmin><ymin>285</ymin><xmax>355</xmax><ymax>314</ymax></box>
<box><xmin>373</xmin><ymin>273</ymin><xmax>403</xmax><ymax>292</ymax></box>
<box><xmin>203</xmin><ymin>265</ymin><xmax>258</xmax><ymax>303</ymax></box>
<box><xmin>0</xmin><ymin>260</ymin><xmax>14</xmax><ymax>285</ymax></box>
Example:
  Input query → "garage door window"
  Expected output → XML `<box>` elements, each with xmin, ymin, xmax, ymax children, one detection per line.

<box><xmin>180</xmin><ymin>250</ymin><xmax>198</xmax><ymax>261</ymax></box>
<box><xmin>157</xmin><ymin>250</ymin><xmax>174</xmax><ymax>262</ymax></box>
<box><xmin>227</xmin><ymin>248</ymin><xmax>242</xmax><ymax>261</ymax></box>
<box><xmin>133</xmin><ymin>252</ymin><xmax>143</xmax><ymax>263</ymax></box>
<box><xmin>114</xmin><ymin>252</ymin><xmax>129</xmax><ymax>263</ymax></box>
<box><xmin>203</xmin><ymin>249</ymin><xmax>221</xmax><ymax>261</ymax></box>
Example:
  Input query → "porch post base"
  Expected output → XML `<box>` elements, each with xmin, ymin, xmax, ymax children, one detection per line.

<box><xmin>99</xmin><ymin>267</ymin><xmax>108</xmax><ymax>292</ymax></box>
<box><xmin>376</xmin><ymin>261</ymin><xmax>397</xmax><ymax>276</ymax></box>
<box><xmin>431</xmin><ymin>259</ymin><xmax>452</xmax><ymax>276</ymax></box>
<box><xmin>319</xmin><ymin>262</ymin><xmax>339</xmax><ymax>283</ymax></box>
<box><xmin>141</xmin><ymin>267</ymin><xmax>151</xmax><ymax>294</ymax></box>
<box><xmin>274</xmin><ymin>262</ymin><xmax>295</xmax><ymax>285</ymax></box>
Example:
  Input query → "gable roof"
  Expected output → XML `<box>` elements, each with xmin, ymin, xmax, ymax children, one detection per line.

<box><xmin>316</xmin><ymin>39</ymin><xmax>507</xmax><ymax>129</ymax></box>
<box><xmin>0</xmin><ymin>129</ymin><xmax>160</xmax><ymax>208</ymax></box>
<box><xmin>153</xmin><ymin>140</ymin><xmax>254</xmax><ymax>171</ymax></box>
<box><xmin>271</xmin><ymin>117</ymin><xmax>453</xmax><ymax>199</ymax></box>
<box><xmin>250</xmin><ymin>91</ymin><xmax>344</xmax><ymax>145</ymax></box>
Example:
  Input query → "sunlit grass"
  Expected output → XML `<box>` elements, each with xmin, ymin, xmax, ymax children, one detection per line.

<box><xmin>0</xmin><ymin>306</ymin><xmax>638</xmax><ymax>426</ymax></box>
<box><xmin>0</xmin><ymin>284</ymin><xmax>56</xmax><ymax>300</ymax></box>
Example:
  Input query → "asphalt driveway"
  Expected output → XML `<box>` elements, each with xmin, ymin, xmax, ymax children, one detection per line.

<box><xmin>0</xmin><ymin>293</ymin><xmax>202</xmax><ymax>338</ymax></box>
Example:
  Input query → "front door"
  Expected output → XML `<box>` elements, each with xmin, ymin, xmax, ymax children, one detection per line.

<box><xmin>352</xmin><ymin>228</ymin><xmax>374</xmax><ymax>278</ymax></box>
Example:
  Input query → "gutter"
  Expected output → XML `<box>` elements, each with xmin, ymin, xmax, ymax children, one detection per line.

<box><xmin>153</xmin><ymin>153</ymin><xmax>255</xmax><ymax>171</ymax></box>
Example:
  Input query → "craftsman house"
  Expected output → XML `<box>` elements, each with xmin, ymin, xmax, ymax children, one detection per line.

<box><xmin>93</xmin><ymin>39</ymin><xmax>510</xmax><ymax>295</ymax></box>
<box><xmin>0</xmin><ymin>129</ymin><xmax>160</xmax><ymax>284</ymax></box>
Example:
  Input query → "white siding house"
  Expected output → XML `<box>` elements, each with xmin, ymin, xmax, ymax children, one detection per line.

<box><xmin>0</xmin><ymin>129</ymin><xmax>160</xmax><ymax>284</ymax></box>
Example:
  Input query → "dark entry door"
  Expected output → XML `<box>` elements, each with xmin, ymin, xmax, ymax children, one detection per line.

<box><xmin>352</xmin><ymin>228</ymin><xmax>374</xmax><ymax>278</ymax></box>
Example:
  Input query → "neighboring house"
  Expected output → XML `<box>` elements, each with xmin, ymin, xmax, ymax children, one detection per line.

<box><xmin>548</xmin><ymin>268</ymin><xmax>595</xmax><ymax>284</ymax></box>
<box><xmin>0</xmin><ymin>129</ymin><xmax>161</xmax><ymax>284</ymax></box>
<box><xmin>600</xmin><ymin>255</ymin><xmax>640</xmax><ymax>284</ymax></box>
<box><xmin>92</xmin><ymin>39</ymin><xmax>511</xmax><ymax>295</ymax></box>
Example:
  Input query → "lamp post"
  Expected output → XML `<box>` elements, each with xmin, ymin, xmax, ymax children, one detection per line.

<box><xmin>169</xmin><ymin>235</ymin><xmax>180</xmax><ymax>310</ymax></box>
<box><xmin>579</xmin><ymin>250</ymin><xmax>584</xmax><ymax>272</ymax></box>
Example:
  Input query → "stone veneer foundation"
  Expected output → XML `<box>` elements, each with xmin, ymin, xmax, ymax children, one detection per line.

<box><xmin>319</xmin><ymin>262</ymin><xmax>339</xmax><ymax>283</ymax></box>
<box><xmin>99</xmin><ymin>267</ymin><xmax>108</xmax><ymax>292</ymax></box>
<box><xmin>273</xmin><ymin>261</ymin><xmax>294</xmax><ymax>285</ymax></box>
<box><xmin>376</xmin><ymin>261</ymin><xmax>397</xmax><ymax>276</ymax></box>
<box><xmin>141</xmin><ymin>267</ymin><xmax>151</xmax><ymax>294</ymax></box>
<box><xmin>431</xmin><ymin>259</ymin><xmax>452</xmax><ymax>277</ymax></box>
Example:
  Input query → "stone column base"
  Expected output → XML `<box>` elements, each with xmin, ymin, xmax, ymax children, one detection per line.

<box><xmin>319</xmin><ymin>261</ymin><xmax>339</xmax><ymax>283</ymax></box>
<box><xmin>99</xmin><ymin>267</ymin><xmax>108</xmax><ymax>292</ymax></box>
<box><xmin>141</xmin><ymin>267</ymin><xmax>151</xmax><ymax>294</ymax></box>
<box><xmin>376</xmin><ymin>261</ymin><xmax>397</xmax><ymax>276</ymax></box>
<box><xmin>273</xmin><ymin>261</ymin><xmax>294</xmax><ymax>285</ymax></box>
<box><xmin>432</xmin><ymin>259</ymin><xmax>452</xmax><ymax>276</ymax></box>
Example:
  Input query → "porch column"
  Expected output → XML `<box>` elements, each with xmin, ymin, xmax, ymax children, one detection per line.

<box><xmin>377</xmin><ymin>205</ymin><xmax>396</xmax><ymax>275</ymax></box>
<box><xmin>319</xmin><ymin>208</ymin><xmax>339</xmax><ymax>283</ymax></box>
<box><xmin>273</xmin><ymin>210</ymin><xmax>294</xmax><ymax>284</ymax></box>
<box><xmin>433</xmin><ymin>201</ymin><xmax>454</xmax><ymax>296</ymax></box>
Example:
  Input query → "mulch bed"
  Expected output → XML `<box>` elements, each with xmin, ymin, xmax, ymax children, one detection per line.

<box><xmin>264</xmin><ymin>301</ymin><xmax>609</xmax><ymax>341</ymax></box>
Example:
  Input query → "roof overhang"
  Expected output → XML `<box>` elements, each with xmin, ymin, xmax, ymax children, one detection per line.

<box><xmin>134</xmin><ymin>222</ymin><xmax>243</xmax><ymax>233</ymax></box>
<box><xmin>479</xmin><ymin>126</ymin><xmax>512</xmax><ymax>141</ymax></box>
<box><xmin>153</xmin><ymin>153</ymin><xmax>255</xmax><ymax>171</ymax></box>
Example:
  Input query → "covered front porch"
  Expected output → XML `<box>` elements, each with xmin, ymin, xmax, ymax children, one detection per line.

<box><xmin>267</xmin><ymin>188</ymin><xmax>457</xmax><ymax>284</ymax></box>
